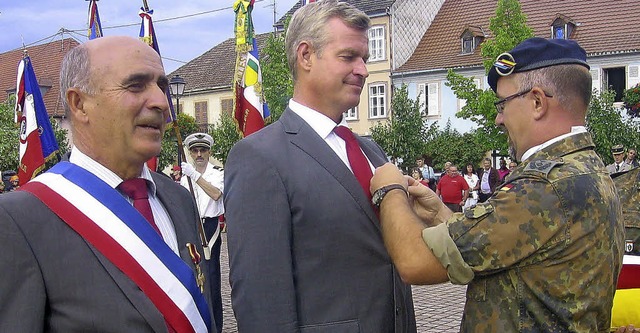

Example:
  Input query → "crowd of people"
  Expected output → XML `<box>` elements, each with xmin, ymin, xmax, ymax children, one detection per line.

<box><xmin>0</xmin><ymin>1</ymin><xmax>638</xmax><ymax>332</ymax></box>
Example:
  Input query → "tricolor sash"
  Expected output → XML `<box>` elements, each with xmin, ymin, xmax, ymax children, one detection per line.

<box><xmin>21</xmin><ymin>162</ymin><xmax>211</xmax><ymax>333</ymax></box>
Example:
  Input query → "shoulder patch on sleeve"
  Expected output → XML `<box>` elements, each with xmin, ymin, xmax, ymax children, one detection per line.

<box><xmin>213</xmin><ymin>166</ymin><xmax>224</xmax><ymax>171</ymax></box>
<box><xmin>523</xmin><ymin>159</ymin><xmax>563</xmax><ymax>177</ymax></box>
<box><xmin>464</xmin><ymin>203</ymin><xmax>494</xmax><ymax>219</ymax></box>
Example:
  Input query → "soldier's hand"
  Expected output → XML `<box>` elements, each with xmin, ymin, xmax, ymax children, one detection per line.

<box><xmin>370</xmin><ymin>163</ymin><xmax>407</xmax><ymax>194</ymax></box>
<box><xmin>407</xmin><ymin>177</ymin><xmax>450</xmax><ymax>227</ymax></box>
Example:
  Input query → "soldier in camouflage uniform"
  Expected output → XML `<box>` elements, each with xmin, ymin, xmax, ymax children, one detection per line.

<box><xmin>370</xmin><ymin>38</ymin><xmax>625</xmax><ymax>332</ymax></box>
<box><xmin>612</xmin><ymin>166</ymin><xmax>640</xmax><ymax>249</ymax></box>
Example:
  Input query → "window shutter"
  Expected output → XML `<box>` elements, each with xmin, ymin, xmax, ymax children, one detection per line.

<box><xmin>590</xmin><ymin>68</ymin><xmax>601</xmax><ymax>93</ymax></box>
<box><xmin>629</xmin><ymin>65</ymin><xmax>640</xmax><ymax>87</ymax></box>
<box><xmin>418</xmin><ymin>83</ymin><xmax>426</xmax><ymax>116</ymax></box>
<box><xmin>427</xmin><ymin>82</ymin><xmax>439</xmax><ymax>116</ymax></box>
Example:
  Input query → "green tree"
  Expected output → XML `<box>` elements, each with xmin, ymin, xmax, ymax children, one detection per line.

<box><xmin>0</xmin><ymin>101</ymin><xmax>19</xmax><ymax>172</ymax></box>
<box><xmin>209</xmin><ymin>112</ymin><xmax>242</xmax><ymax>164</ymax></box>
<box><xmin>261</xmin><ymin>25</ymin><xmax>293</xmax><ymax>124</ymax></box>
<box><xmin>371</xmin><ymin>85</ymin><xmax>432</xmax><ymax>170</ymax></box>
<box><xmin>159</xmin><ymin>113</ymin><xmax>199</xmax><ymax>171</ymax></box>
<box><xmin>423</xmin><ymin>121</ymin><xmax>487</xmax><ymax>171</ymax></box>
<box><xmin>586</xmin><ymin>89</ymin><xmax>640</xmax><ymax>164</ymax></box>
<box><xmin>51</xmin><ymin>116</ymin><xmax>69</xmax><ymax>156</ymax></box>
<box><xmin>445</xmin><ymin>0</ymin><xmax>533</xmax><ymax>154</ymax></box>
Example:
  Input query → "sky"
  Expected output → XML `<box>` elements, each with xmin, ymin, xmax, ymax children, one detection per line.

<box><xmin>0</xmin><ymin>0</ymin><xmax>299</xmax><ymax>73</ymax></box>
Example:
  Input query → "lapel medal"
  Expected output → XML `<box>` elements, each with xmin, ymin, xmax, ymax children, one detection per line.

<box><xmin>186</xmin><ymin>243</ymin><xmax>206</xmax><ymax>293</ymax></box>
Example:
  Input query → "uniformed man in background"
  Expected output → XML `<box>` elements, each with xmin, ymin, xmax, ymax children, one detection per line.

<box><xmin>607</xmin><ymin>144</ymin><xmax>633</xmax><ymax>174</ymax></box>
<box><xmin>370</xmin><ymin>37</ymin><xmax>625</xmax><ymax>332</ymax></box>
<box><xmin>181</xmin><ymin>133</ymin><xmax>225</xmax><ymax>333</ymax></box>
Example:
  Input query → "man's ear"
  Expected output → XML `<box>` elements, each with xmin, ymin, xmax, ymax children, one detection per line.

<box><xmin>297</xmin><ymin>41</ymin><xmax>313</xmax><ymax>72</ymax></box>
<box><xmin>66</xmin><ymin>88</ymin><xmax>88</xmax><ymax>121</ymax></box>
<box><xmin>531</xmin><ymin>87</ymin><xmax>550</xmax><ymax>121</ymax></box>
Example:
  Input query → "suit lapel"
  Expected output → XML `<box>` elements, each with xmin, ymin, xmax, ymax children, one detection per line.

<box><xmin>281</xmin><ymin>109</ymin><xmax>380</xmax><ymax>227</ymax></box>
<box><xmin>152</xmin><ymin>174</ymin><xmax>200</xmax><ymax>267</ymax></box>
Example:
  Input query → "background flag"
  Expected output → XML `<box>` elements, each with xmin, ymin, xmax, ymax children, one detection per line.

<box><xmin>233</xmin><ymin>0</ymin><xmax>270</xmax><ymax>137</ymax></box>
<box><xmin>139</xmin><ymin>5</ymin><xmax>176</xmax><ymax>171</ymax></box>
<box><xmin>14</xmin><ymin>56</ymin><xmax>61</xmax><ymax>185</ymax></box>
<box><xmin>139</xmin><ymin>6</ymin><xmax>176</xmax><ymax>123</ymax></box>
<box><xmin>87</xmin><ymin>0</ymin><xmax>103</xmax><ymax>39</ymax></box>
<box><xmin>301</xmin><ymin>0</ymin><xmax>318</xmax><ymax>5</ymax></box>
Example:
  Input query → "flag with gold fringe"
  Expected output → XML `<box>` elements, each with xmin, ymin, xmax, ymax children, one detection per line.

<box><xmin>14</xmin><ymin>56</ymin><xmax>60</xmax><ymax>186</ymax></box>
<box><xmin>233</xmin><ymin>0</ymin><xmax>270</xmax><ymax>137</ymax></box>
<box><xmin>87</xmin><ymin>0</ymin><xmax>103</xmax><ymax>39</ymax></box>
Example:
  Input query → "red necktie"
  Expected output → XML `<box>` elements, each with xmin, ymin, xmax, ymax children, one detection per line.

<box><xmin>118</xmin><ymin>178</ymin><xmax>161</xmax><ymax>235</ymax></box>
<box><xmin>118</xmin><ymin>178</ymin><xmax>176</xmax><ymax>333</ymax></box>
<box><xmin>334</xmin><ymin>126</ymin><xmax>373</xmax><ymax>199</ymax></box>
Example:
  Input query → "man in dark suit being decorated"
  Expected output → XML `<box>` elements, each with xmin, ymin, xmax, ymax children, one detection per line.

<box><xmin>0</xmin><ymin>36</ymin><xmax>214</xmax><ymax>332</ymax></box>
<box><xmin>224</xmin><ymin>1</ymin><xmax>416</xmax><ymax>332</ymax></box>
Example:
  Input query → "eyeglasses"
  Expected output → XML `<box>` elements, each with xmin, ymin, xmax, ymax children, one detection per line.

<box><xmin>494</xmin><ymin>88</ymin><xmax>553</xmax><ymax>114</ymax></box>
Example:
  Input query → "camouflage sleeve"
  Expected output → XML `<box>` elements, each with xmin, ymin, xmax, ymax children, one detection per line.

<box><xmin>446</xmin><ymin>178</ymin><xmax>566</xmax><ymax>275</ymax></box>
<box><xmin>421</xmin><ymin>223</ymin><xmax>474</xmax><ymax>284</ymax></box>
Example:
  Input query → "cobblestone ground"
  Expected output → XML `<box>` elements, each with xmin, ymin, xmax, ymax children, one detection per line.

<box><xmin>218</xmin><ymin>234</ymin><xmax>466</xmax><ymax>332</ymax></box>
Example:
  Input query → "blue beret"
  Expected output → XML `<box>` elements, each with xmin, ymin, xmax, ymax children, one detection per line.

<box><xmin>488</xmin><ymin>37</ymin><xmax>589</xmax><ymax>92</ymax></box>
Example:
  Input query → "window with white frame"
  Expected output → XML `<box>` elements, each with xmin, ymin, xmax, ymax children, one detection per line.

<box><xmin>369</xmin><ymin>83</ymin><xmax>386</xmax><ymax>118</ymax></box>
<box><xmin>343</xmin><ymin>107</ymin><xmax>358</xmax><ymax>120</ymax></box>
<box><xmin>458</xmin><ymin>78</ymin><xmax>482</xmax><ymax>111</ymax></box>
<box><xmin>368</xmin><ymin>26</ymin><xmax>386</xmax><ymax>62</ymax></box>
<box><xmin>418</xmin><ymin>82</ymin><xmax>440</xmax><ymax>117</ymax></box>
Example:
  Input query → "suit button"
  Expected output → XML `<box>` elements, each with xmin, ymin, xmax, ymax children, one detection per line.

<box><xmin>395</xmin><ymin>307</ymin><xmax>401</xmax><ymax>315</ymax></box>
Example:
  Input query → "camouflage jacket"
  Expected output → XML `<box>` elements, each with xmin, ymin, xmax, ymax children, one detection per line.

<box><xmin>612</xmin><ymin>166</ymin><xmax>640</xmax><ymax>251</ymax></box>
<box><xmin>437</xmin><ymin>133</ymin><xmax>625</xmax><ymax>332</ymax></box>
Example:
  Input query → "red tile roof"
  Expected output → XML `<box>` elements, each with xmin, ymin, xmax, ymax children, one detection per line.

<box><xmin>397</xmin><ymin>0</ymin><xmax>640</xmax><ymax>74</ymax></box>
<box><xmin>0</xmin><ymin>38</ymin><xmax>80</xmax><ymax>117</ymax></box>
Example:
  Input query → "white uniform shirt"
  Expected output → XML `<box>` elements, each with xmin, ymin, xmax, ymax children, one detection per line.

<box><xmin>181</xmin><ymin>162</ymin><xmax>225</xmax><ymax>218</ymax></box>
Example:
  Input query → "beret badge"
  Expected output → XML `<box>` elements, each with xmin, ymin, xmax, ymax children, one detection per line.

<box><xmin>494</xmin><ymin>52</ymin><xmax>516</xmax><ymax>76</ymax></box>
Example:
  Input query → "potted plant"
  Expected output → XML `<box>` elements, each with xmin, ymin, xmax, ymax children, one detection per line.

<box><xmin>622</xmin><ymin>83</ymin><xmax>640</xmax><ymax>117</ymax></box>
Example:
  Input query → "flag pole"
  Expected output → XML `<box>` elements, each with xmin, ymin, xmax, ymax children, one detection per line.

<box><xmin>140</xmin><ymin>0</ymin><xmax>209</xmax><ymax>258</ymax></box>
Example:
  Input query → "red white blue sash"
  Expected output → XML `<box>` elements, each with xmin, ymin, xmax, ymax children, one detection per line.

<box><xmin>21</xmin><ymin>162</ymin><xmax>211</xmax><ymax>333</ymax></box>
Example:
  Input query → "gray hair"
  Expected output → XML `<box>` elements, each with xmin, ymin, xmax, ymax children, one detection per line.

<box><xmin>60</xmin><ymin>44</ymin><xmax>94</xmax><ymax>117</ymax></box>
<box><xmin>516</xmin><ymin>64</ymin><xmax>592</xmax><ymax>109</ymax></box>
<box><xmin>285</xmin><ymin>0</ymin><xmax>370</xmax><ymax>82</ymax></box>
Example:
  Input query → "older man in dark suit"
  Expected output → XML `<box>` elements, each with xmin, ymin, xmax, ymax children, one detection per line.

<box><xmin>0</xmin><ymin>36</ymin><xmax>213</xmax><ymax>332</ymax></box>
<box><xmin>477</xmin><ymin>157</ymin><xmax>501</xmax><ymax>202</ymax></box>
<box><xmin>224</xmin><ymin>1</ymin><xmax>416</xmax><ymax>332</ymax></box>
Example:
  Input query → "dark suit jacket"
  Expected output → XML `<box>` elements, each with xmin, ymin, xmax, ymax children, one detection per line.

<box><xmin>477</xmin><ymin>167</ymin><xmax>501</xmax><ymax>193</ymax></box>
<box><xmin>0</xmin><ymin>171</ymin><xmax>214</xmax><ymax>333</ymax></box>
<box><xmin>224</xmin><ymin>109</ymin><xmax>416</xmax><ymax>333</ymax></box>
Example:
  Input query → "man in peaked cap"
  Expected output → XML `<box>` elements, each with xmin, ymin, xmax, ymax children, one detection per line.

<box><xmin>607</xmin><ymin>144</ymin><xmax>633</xmax><ymax>174</ymax></box>
<box><xmin>370</xmin><ymin>37</ymin><xmax>626</xmax><ymax>332</ymax></box>
<box><xmin>181</xmin><ymin>132</ymin><xmax>225</xmax><ymax>333</ymax></box>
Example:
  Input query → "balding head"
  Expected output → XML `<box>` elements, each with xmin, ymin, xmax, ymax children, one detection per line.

<box><xmin>60</xmin><ymin>36</ymin><xmax>163</xmax><ymax>117</ymax></box>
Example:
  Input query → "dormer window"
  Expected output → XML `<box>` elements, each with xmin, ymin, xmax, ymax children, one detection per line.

<box><xmin>460</xmin><ymin>26</ymin><xmax>485</xmax><ymax>54</ymax></box>
<box><xmin>550</xmin><ymin>15</ymin><xmax>576</xmax><ymax>40</ymax></box>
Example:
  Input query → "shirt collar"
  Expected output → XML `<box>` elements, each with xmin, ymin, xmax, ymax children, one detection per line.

<box><xmin>289</xmin><ymin>99</ymin><xmax>344</xmax><ymax>139</ymax></box>
<box><xmin>69</xmin><ymin>146</ymin><xmax>157</xmax><ymax>195</ymax></box>
<box><xmin>520</xmin><ymin>126</ymin><xmax>587</xmax><ymax>161</ymax></box>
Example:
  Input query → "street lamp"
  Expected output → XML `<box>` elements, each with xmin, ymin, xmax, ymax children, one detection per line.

<box><xmin>169</xmin><ymin>75</ymin><xmax>186</xmax><ymax>165</ymax></box>
<box><xmin>169</xmin><ymin>75</ymin><xmax>186</xmax><ymax>115</ymax></box>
